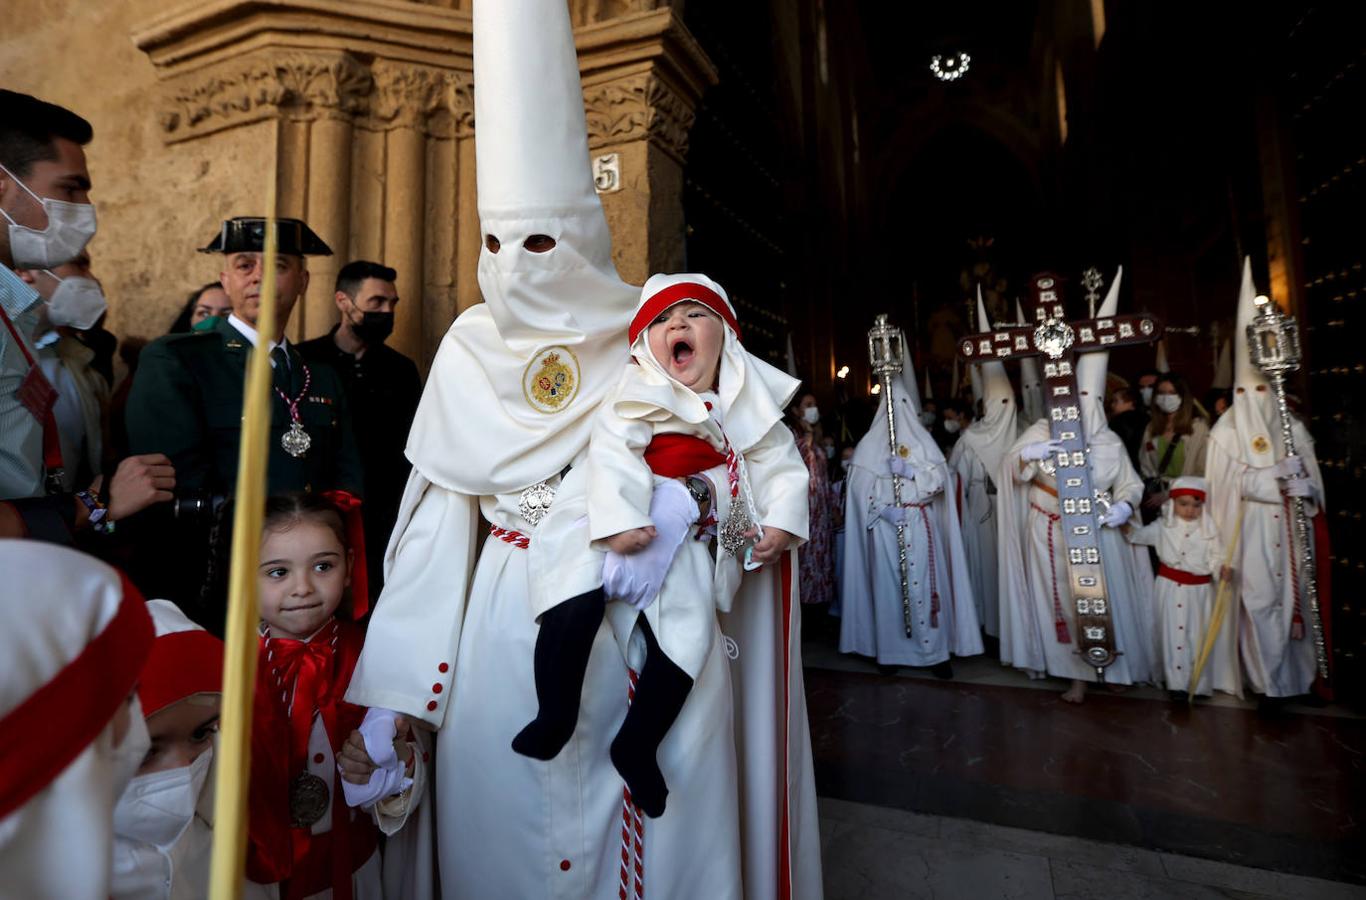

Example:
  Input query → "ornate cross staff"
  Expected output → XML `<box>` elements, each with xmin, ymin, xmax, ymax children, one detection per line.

<box><xmin>1246</xmin><ymin>294</ymin><xmax>1328</xmax><ymax>679</ymax></box>
<box><xmin>957</xmin><ymin>273</ymin><xmax>1164</xmax><ymax>675</ymax></box>
<box><xmin>868</xmin><ymin>314</ymin><xmax>914</xmax><ymax>637</ymax></box>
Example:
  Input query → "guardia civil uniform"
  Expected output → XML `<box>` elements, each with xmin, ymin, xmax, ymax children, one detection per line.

<box><xmin>124</xmin><ymin>218</ymin><xmax>362</xmax><ymax>624</ymax></box>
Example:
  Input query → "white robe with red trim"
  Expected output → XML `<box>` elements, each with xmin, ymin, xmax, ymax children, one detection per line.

<box><xmin>353</xmin><ymin>480</ymin><xmax>821</xmax><ymax>899</ymax></box>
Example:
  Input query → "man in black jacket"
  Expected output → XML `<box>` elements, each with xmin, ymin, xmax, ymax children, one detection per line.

<box><xmin>300</xmin><ymin>260</ymin><xmax>422</xmax><ymax>603</ymax></box>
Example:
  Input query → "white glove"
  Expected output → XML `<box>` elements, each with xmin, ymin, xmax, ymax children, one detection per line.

<box><xmin>878</xmin><ymin>505</ymin><xmax>907</xmax><ymax>526</ymax></box>
<box><xmin>888</xmin><ymin>454</ymin><xmax>909</xmax><ymax>477</ymax></box>
<box><xmin>602</xmin><ymin>480</ymin><xmax>698</xmax><ymax>611</ymax></box>
<box><xmin>1281</xmin><ymin>477</ymin><xmax>1314</xmax><ymax>498</ymax></box>
<box><xmin>1020</xmin><ymin>440</ymin><xmax>1064</xmax><ymax>462</ymax></box>
<box><xmin>340</xmin><ymin>707</ymin><xmax>413</xmax><ymax>808</ymax></box>
<box><xmin>1098</xmin><ymin>500</ymin><xmax>1133</xmax><ymax>528</ymax></box>
<box><xmin>1275</xmin><ymin>456</ymin><xmax>1307</xmax><ymax>480</ymax></box>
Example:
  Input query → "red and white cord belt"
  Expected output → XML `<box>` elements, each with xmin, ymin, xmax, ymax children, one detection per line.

<box><xmin>620</xmin><ymin>668</ymin><xmax>645</xmax><ymax>900</ymax></box>
<box><xmin>489</xmin><ymin>525</ymin><xmax>530</xmax><ymax>549</ymax></box>
<box><xmin>1030</xmin><ymin>502</ymin><xmax>1072</xmax><ymax>644</ymax></box>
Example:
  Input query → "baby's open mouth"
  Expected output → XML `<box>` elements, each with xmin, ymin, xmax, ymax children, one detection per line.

<box><xmin>671</xmin><ymin>338</ymin><xmax>694</xmax><ymax>367</ymax></box>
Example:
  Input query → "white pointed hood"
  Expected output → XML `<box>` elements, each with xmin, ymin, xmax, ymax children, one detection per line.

<box><xmin>405</xmin><ymin>0</ymin><xmax>639</xmax><ymax>496</ymax></box>
<box><xmin>1226</xmin><ymin>257</ymin><xmax>1280</xmax><ymax>466</ymax></box>
<box><xmin>1155</xmin><ymin>338</ymin><xmax>1170</xmax><ymax>374</ymax></box>
<box><xmin>960</xmin><ymin>287</ymin><xmax>1017</xmax><ymax>475</ymax></box>
<box><xmin>615</xmin><ymin>273</ymin><xmax>799</xmax><ymax>454</ymax></box>
<box><xmin>1016</xmin><ymin>297</ymin><xmax>1044</xmax><ymax>423</ymax></box>
<box><xmin>924</xmin><ymin>368</ymin><xmax>934</xmax><ymax>401</ymax></box>
<box><xmin>1212</xmin><ymin>337</ymin><xmax>1233</xmax><ymax>389</ymax></box>
<box><xmin>1075</xmin><ymin>266</ymin><xmax>1122</xmax><ymax>437</ymax></box>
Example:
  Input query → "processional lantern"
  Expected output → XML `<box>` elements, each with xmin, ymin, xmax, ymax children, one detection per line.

<box><xmin>957</xmin><ymin>273</ymin><xmax>1163</xmax><ymax>677</ymax></box>
<box><xmin>1246</xmin><ymin>294</ymin><xmax>1328</xmax><ymax>680</ymax></box>
<box><xmin>866</xmin><ymin>314</ymin><xmax>914</xmax><ymax>637</ymax></box>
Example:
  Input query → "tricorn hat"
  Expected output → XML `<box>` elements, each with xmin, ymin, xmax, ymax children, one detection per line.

<box><xmin>199</xmin><ymin>217</ymin><xmax>332</xmax><ymax>256</ymax></box>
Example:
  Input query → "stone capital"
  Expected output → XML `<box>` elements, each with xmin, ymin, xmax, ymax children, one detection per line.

<box><xmin>154</xmin><ymin>49</ymin><xmax>372</xmax><ymax>142</ymax></box>
<box><xmin>575</xmin><ymin>7</ymin><xmax>718</xmax><ymax>163</ymax></box>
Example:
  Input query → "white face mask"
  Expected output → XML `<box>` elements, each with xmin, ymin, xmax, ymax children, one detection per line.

<box><xmin>919</xmin><ymin>411</ymin><xmax>936</xmax><ymax>427</ymax></box>
<box><xmin>943</xmin><ymin>419</ymin><xmax>961</xmax><ymax>434</ymax></box>
<box><xmin>1155</xmin><ymin>393</ymin><xmax>1181</xmax><ymax>414</ymax></box>
<box><xmin>840</xmin><ymin>458</ymin><xmax>852</xmax><ymax>472</ymax></box>
<box><xmin>114</xmin><ymin>748</ymin><xmax>213</xmax><ymax>851</ymax></box>
<box><xmin>1139</xmin><ymin>386</ymin><xmax>1154</xmax><ymax>406</ymax></box>
<box><xmin>822</xmin><ymin>444</ymin><xmax>835</xmax><ymax>459</ymax></box>
<box><xmin>42</xmin><ymin>270</ymin><xmax>107</xmax><ymax>330</ymax></box>
<box><xmin>802</xmin><ymin>406</ymin><xmax>820</xmax><ymax>425</ymax></box>
<box><xmin>0</xmin><ymin>163</ymin><xmax>97</xmax><ymax>269</ymax></box>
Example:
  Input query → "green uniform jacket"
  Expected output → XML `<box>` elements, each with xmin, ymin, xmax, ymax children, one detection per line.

<box><xmin>126</xmin><ymin>317</ymin><xmax>364</xmax><ymax>499</ymax></box>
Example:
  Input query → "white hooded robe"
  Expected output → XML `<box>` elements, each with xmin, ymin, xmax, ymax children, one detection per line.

<box><xmin>840</xmin><ymin>367</ymin><xmax>982</xmax><ymax>667</ymax></box>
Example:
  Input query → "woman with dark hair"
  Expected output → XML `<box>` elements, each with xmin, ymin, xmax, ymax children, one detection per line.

<box><xmin>787</xmin><ymin>391</ymin><xmax>835</xmax><ymax>607</ymax></box>
<box><xmin>167</xmin><ymin>282</ymin><xmax>231</xmax><ymax>334</ymax></box>
<box><xmin>1139</xmin><ymin>372</ymin><xmax>1210</xmax><ymax>512</ymax></box>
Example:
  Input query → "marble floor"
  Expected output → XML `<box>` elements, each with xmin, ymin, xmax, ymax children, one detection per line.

<box><xmin>819</xmin><ymin>797</ymin><xmax>1366</xmax><ymax>899</ymax></box>
<box><xmin>802</xmin><ymin>629</ymin><xmax>1366</xmax><ymax>893</ymax></box>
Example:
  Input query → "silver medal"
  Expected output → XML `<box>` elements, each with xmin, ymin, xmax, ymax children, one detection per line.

<box><xmin>718</xmin><ymin>507</ymin><xmax>753</xmax><ymax>557</ymax></box>
<box><xmin>281</xmin><ymin>421</ymin><xmax>311</xmax><ymax>458</ymax></box>
<box><xmin>517</xmin><ymin>480</ymin><xmax>556</xmax><ymax>527</ymax></box>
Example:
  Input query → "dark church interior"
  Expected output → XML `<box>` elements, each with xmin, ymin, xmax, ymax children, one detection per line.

<box><xmin>681</xmin><ymin>0</ymin><xmax>1364</xmax><ymax>891</ymax></box>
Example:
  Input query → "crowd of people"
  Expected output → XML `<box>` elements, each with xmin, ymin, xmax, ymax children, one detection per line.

<box><xmin>0</xmin><ymin>1</ymin><xmax>1328</xmax><ymax>896</ymax></box>
<box><xmin>798</xmin><ymin>273</ymin><xmax>1327</xmax><ymax>709</ymax></box>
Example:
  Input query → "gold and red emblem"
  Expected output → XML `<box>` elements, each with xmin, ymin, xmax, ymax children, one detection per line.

<box><xmin>523</xmin><ymin>346</ymin><xmax>580</xmax><ymax>414</ymax></box>
<box><xmin>1251</xmin><ymin>435</ymin><xmax>1271</xmax><ymax>455</ymax></box>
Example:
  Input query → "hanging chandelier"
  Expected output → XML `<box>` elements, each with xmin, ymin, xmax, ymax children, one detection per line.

<box><xmin>930</xmin><ymin>51</ymin><xmax>971</xmax><ymax>82</ymax></box>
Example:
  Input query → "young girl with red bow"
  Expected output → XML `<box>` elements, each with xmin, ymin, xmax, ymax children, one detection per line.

<box><xmin>246</xmin><ymin>492</ymin><xmax>426</xmax><ymax>900</ymax></box>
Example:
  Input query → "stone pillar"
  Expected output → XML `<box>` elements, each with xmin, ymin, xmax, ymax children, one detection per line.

<box><xmin>578</xmin><ymin>10</ymin><xmax>718</xmax><ymax>283</ymax></box>
<box><xmin>132</xmin><ymin>1</ymin><xmax>712</xmax><ymax>367</ymax></box>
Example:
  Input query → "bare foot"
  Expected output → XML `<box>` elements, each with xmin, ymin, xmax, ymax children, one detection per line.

<box><xmin>1061</xmin><ymin>680</ymin><xmax>1086</xmax><ymax>704</ymax></box>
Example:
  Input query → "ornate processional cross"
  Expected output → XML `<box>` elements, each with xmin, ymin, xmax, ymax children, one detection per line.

<box><xmin>957</xmin><ymin>273</ymin><xmax>1164</xmax><ymax>675</ymax></box>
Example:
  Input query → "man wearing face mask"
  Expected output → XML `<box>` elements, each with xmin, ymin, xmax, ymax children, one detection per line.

<box><xmin>17</xmin><ymin>250</ymin><xmax>110</xmax><ymax>494</ymax></box>
<box><xmin>0</xmin><ymin>90</ymin><xmax>174</xmax><ymax>544</ymax></box>
<box><xmin>300</xmin><ymin>260</ymin><xmax>420</xmax><ymax>603</ymax></box>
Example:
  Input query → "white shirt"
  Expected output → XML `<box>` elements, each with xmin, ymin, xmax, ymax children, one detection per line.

<box><xmin>227</xmin><ymin>314</ymin><xmax>290</xmax><ymax>368</ymax></box>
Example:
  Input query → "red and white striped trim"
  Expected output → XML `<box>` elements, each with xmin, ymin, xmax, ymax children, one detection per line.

<box><xmin>489</xmin><ymin>525</ymin><xmax>530</xmax><ymax>549</ymax></box>
<box><xmin>619</xmin><ymin>668</ymin><xmax>645</xmax><ymax>900</ymax></box>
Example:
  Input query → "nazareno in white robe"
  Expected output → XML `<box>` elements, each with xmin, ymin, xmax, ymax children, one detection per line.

<box><xmin>1125</xmin><ymin>499</ymin><xmax>1228</xmax><ymax>695</ymax></box>
<box><xmin>840</xmin><ymin>378</ymin><xmax>983</xmax><ymax>667</ymax></box>
<box><xmin>344</xmin><ymin>2</ymin><xmax>823</xmax><ymax>897</ymax></box>
<box><xmin>1205</xmin><ymin>258</ymin><xmax>1326</xmax><ymax>699</ymax></box>
<box><xmin>946</xmin><ymin>287</ymin><xmax>1017</xmax><ymax>637</ymax></box>
<box><xmin>997</xmin><ymin>420</ymin><xmax>1156</xmax><ymax>684</ymax></box>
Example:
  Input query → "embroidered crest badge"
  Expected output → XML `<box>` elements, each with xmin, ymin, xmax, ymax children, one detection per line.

<box><xmin>523</xmin><ymin>346</ymin><xmax>580</xmax><ymax>414</ymax></box>
<box><xmin>1251</xmin><ymin>435</ymin><xmax>1270</xmax><ymax>455</ymax></box>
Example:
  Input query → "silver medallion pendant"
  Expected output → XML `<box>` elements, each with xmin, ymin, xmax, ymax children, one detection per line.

<box><xmin>517</xmin><ymin>480</ymin><xmax>556</xmax><ymax>527</ymax></box>
<box><xmin>718</xmin><ymin>507</ymin><xmax>753</xmax><ymax>557</ymax></box>
<box><xmin>281</xmin><ymin>421</ymin><xmax>311</xmax><ymax>458</ymax></box>
<box><xmin>289</xmin><ymin>771</ymin><xmax>330</xmax><ymax>828</ymax></box>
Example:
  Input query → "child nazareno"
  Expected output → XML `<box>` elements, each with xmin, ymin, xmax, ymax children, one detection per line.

<box><xmin>113</xmin><ymin>599</ymin><xmax>224</xmax><ymax>900</ymax></box>
<box><xmin>519</xmin><ymin>273</ymin><xmax>809</xmax><ymax>817</ymax></box>
<box><xmin>1125</xmin><ymin>475</ymin><xmax>1234</xmax><ymax>698</ymax></box>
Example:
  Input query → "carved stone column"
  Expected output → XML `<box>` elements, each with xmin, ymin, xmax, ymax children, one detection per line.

<box><xmin>578</xmin><ymin>9</ymin><xmax>718</xmax><ymax>284</ymax></box>
<box><xmin>132</xmin><ymin>1</ymin><xmax>711</xmax><ymax>365</ymax></box>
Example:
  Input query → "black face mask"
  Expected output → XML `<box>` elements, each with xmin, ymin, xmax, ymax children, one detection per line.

<box><xmin>350</xmin><ymin>307</ymin><xmax>394</xmax><ymax>345</ymax></box>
